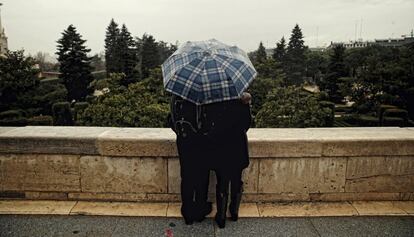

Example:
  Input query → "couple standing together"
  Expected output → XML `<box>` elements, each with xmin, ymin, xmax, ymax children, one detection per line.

<box><xmin>162</xmin><ymin>39</ymin><xmax>257</xmax><ymax>229</ymax></box>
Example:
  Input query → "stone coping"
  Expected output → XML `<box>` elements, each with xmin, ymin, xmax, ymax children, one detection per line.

<box><xmin>1</xmin><ymin>126</ymin><xmax>414</xmax><ymax>157</ymax></box>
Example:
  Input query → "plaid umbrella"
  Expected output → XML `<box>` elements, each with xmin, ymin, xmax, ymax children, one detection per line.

<box><xmin>162</xmin><ymin>39</ymin><xmax>257</xmax><ymax>105</ymax></box>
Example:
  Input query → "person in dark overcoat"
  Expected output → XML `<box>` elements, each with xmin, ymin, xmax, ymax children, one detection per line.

<box><xmin>203</xmin><ymin>92</ymin><xmax>252</xmax><ymax>228</ymax></box>
<box><xmin>168</xmin><ymin>95</ymin><xmax>212</xmax><ymax>225</ymax></box>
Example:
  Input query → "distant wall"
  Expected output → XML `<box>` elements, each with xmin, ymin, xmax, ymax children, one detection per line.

<box><xmin>1</xmin><ymin>126</ymin><xmax>413</xmax><ymax>202</ymax></box>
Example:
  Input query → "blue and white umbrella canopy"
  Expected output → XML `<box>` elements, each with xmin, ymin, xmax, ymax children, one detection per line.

<box><xmin>162</xmin><ymin>39</ymin><xmax>257</xmax><ymax>105</ymax></box>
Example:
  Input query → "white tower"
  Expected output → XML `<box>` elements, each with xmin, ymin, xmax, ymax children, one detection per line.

<box><xmin>0</xmin><ymin>3</ymin><xmax>8</xmax><ymax>55</ymax></box>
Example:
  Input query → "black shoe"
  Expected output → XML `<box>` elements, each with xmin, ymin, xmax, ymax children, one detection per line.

<box><xmin>194</xmin><ymin>201</ymin><xmax>212</xmax><ymax>222</ymax></box>
<box><xmin>215</xmin><ymin>192</ymin><xmax>228</xmax><ymax>229</ymax></box>
<box><xmin>181</xmin><ymin>203</ymin><xmax>195</xmax><ymax>225</ymax></box>
<box><xmin>229</xmin><ymin>192</ymin><xmax>242</xmax><ymax>221</ymax></box>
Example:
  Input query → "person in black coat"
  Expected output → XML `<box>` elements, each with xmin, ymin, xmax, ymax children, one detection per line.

<box><xmin>168</xmin><ymin>95</ymin><xmax>212</xmax><ymax>225</ymax></box>
<box><xmin>203</xmin><ymin>92</ymin><xmax>252</xmax><ymax>228</ymax></box>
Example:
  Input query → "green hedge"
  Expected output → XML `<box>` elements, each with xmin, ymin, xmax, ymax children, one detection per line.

<box><xmin>52</xmin><ymin>102</ymin><xmax>74</xmax><ymax>126</ymax></box>
<box><xmin>0</xmin><ymin>117</ymin><xmax>28</xmax><ymax>126</ymax></box>
<box><xmin>378</xmin><ymin>105</ymin><xmax>398</xmax><ymax>123</ymax></box>
<box><xmin>0</xmin><ymin>110</ymin><xmax>26</xmax><ymax>119</ymax></box>
<box><xmin>73</xmin><ymin>102</ymin><xmax>89</xmax><ymax>122</ymax></box>
<box><xmin>27</xmin><ymin>116</ymin><xmax>53</xmax><ymax>126</ymax></box>
<box><xmin>381</xmin><ymin>108</ymin><xmax>408</xmax><ymax>127</ymax></box>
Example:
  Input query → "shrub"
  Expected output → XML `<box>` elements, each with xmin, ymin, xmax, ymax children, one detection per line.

<box><xmin>382</xmin><ymin>109</ymin><xmax>408</xmax><ymax>127</ymax></box>
<box><xmin>255</xmin><ymin>86</ymin><xmax>334</xmax><ymax>128</ymax></box>
<box><xmin>0</xmin><ymin>110</ymin><xmax>26</xmax><ymax>119</ymax></box>
<box><xmin>0</xmin><ymin>117</ymin><xmax>28</xmax><ymax>126</ymax></box>
<box><xmin>73</xmin><ymin>102</ymin><xmax>89</xmax><ymax>122</ymax></box>
<box><xmin>378</xmin><ymin>104</ymin><xmax>398</xmax><ymax>123</ymax></box>
<box><xmin>356</xmin><ymin>114</ymin><xmax>379</xmax><ymax>126</ymax></box>
<box><xmin>27</xmin><ymin>116</ymin><xmax>53</xmax><ymax>126</ymax></box>
<box><xmin>52</xmin><ymin>102</ymin><xmax>74</xmax><ymax>126</ymax></box>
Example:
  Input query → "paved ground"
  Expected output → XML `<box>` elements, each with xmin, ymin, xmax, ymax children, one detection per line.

<box><xmin>1</xmin><ymin>215</ymin><xmax>414</xmax><ymax>237</ymax></box>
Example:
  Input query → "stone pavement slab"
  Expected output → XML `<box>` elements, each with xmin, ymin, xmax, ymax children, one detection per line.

<box><xmin>351</xmin><ymin>201</ymin><xmax>408</xmax><ymax>215</ymax></box>
<box><xmin>215</xmin><ymin>217</ymin><xmax>320</xmax><ymax>237</ymax></box>
<box><xmin>166</xmin><ymin>203</ymin><xmax>259</xmax><ymax>218</ymax></box>
<box><xmin>1</xmin><ymin>215</ymin><xmax>413</xmax><ymax>237</ymax></box>
<box><xmin>393</xmin><ymin>201</ymin><xmax>414</xmax><ymax>214</ymax></box>
<box><xmin>112</xmin><ymin>217</ymin><xmax>214</xmax><ymax>237</ymax></box>
<box><xmin>0</xmin><ymin>200</ymin><xmax>76</xmax><ymax>215</ymax></box>
<box><xmin>258</xmin><ymin>202</ymin><xmax>358</xmax><ymax>217</ymax></box>
<box><xmin>310</xmin><ymin>216</ymin><xmax>414</xmax><ymax>237</ymax></box>
<box><xmin>0</xmin><ymin>215</ymin><xmax>120</xmax><ymax>237</ymax></box>
<box><xmin>70</xmin><ymin>201</ymin><xmax>168</xmax><ymax>217</ymax></box>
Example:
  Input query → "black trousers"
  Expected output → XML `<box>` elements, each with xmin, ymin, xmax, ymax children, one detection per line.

<box><xmin>176</xmin><ymin>135</ymin><xmax>210</xmax><ymax>209</ymax></box>
<box><xmin>215</xmin><ymin>169</ymin><xmax>243</xmax><ymax>194</ymax></box>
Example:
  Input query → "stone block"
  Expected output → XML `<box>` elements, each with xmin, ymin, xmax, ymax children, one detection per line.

<box><xmin>322</xmin><ymin>140</ymin><xmax>414</xmax><ymax>157</ymax></box>
<box><xmin>168</xmin><ymin>159</ymin><xmax>259</xmax><ymax>194</ymax></box>
<box><xmin>68</xmin><ymin>192</ymin><xmax>147</xmax><ymax>202</ymax></box>
<box><xmin>97</xmin><ymin>128</ymin><xmax>177</xmax><ymax>157</ymax></box>
<box><xmin>258</xmin><ymin>157</ymin><xmax>346</xmax><ymax>194</ymax></box>
<box><xmin>248</xmin><ymin>129</ymin><xmax>322</xmax><ymax>157</ymax></box>
<box><xmin>392</xmin><ymin>201</ymin><xmax>414</xmax><ymax>214</ymax></box>
<box><xmin>70</xmin><ymin>201</ymin><xmax>168</xmax><ymax>216</ymax></box>
<box><xmin>167</xmin><ymin>159</ymin><xmax>180</xmax><ymax>194</ymax></box>
<box><xmin>25</xmin><ymin>192</ymin><xmax>68</xmax><ymax>200</ymax></box>
<box><xmin>0</xmin><ymin>126</ymin><xmax>111</xmax><ymax>155</ymax></box>
<box><xmin>1</xmin><ymin>154</ymin><xmax>80</xmax><ymax>192</ymax></box>
<box><xmin>258</xmin><ymin>202</ymin><xmax>358</xmax><ymax>217</ymax></box>
<box><xmin>351</xmin><ymin>201</ymin><xmax>408</xmax><ymax>215</ymax></box>
<box><xmin>345</xmin><ymin>156</ymin><xmax>414</xmax><ymax>192</ymax></box>
<box><xmin>80</xmin><ymin>156</ymin><xmax>167</xmax><ymax>193</ymax></box>
<box><xmin>243</xmin><ymin>159</ymin><xmax>259</xmax><ymax>193</ymax></box>
<box><xmin>243</xmin><ymin>193</ymin><xmax>310</xmax><ymax>202</ymax></box>
<box><xmin>0</xmin><ymin>127</ymin><xmax>18</xmax><ymax>135</ymax></box>
<box><xmin>0</xmin><ymin>200</ymin><xmax>76</xmax><ymax>215</ymax></box>
<box><xmin>400</xmin><ymin>193</ymin><xmax>414</xmax><ymax>201</ymax></box>
<box><xmin>146</xmin><ymin>194</ymin><xmax>181</xmax><ymax>202</ymax></box>
<box><xmin>309</xmin><ymin>192</ymin><xmax>402</xmax><ymax>202</ymax></box>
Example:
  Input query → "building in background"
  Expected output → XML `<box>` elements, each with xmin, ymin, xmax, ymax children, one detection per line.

<box><xmin>0</xmin><ymin>3</ymin><xmax>8</xmax><ymax>55</ymax></box>
<box><xmin>329</xmin><ymin>32</ymin><xmax>414</xmax><ymax>49</ymax></box>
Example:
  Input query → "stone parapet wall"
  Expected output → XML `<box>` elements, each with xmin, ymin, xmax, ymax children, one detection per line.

<box><xmin>0</xmin><ymin>126</ymin><xmax>413</xmax><ymax>202</ymax></box>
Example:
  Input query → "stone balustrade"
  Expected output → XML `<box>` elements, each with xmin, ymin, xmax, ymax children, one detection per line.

<box><xmin>0</xmin><ymin>126</ymin><xmax>413</xmax><ymax>202</ymax></box>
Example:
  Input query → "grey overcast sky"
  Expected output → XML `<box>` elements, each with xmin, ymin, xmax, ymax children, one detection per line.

<box><xmin>1</xmin><ymin>0</ymin><xmax>414</xmax><ymax>57</ymax></box>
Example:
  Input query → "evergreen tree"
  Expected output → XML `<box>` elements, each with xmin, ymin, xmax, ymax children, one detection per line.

<box><xmin>105</xmin><ymin>19</ymin><xmax>121</xmax><ymax>75</ymax></box>
<box><xmin>321</xmin><ymin>44</ymin><xmax>348</xmax><ymax>103</ymax></box>
<box><xmin>0</xmin><ymin>50</ymin><xmax>39</xmax><ymax>111</ymax></box>
<box><xmin>255</xmin><ymin>41</ymin><xmax>267</xmax><ymax>65</ymax></box>
<box><xmin>119</xmin><ymin>24</ymin><xmax>139</xmax><ymax>84</ymax></box>
<box><xmin>272</xmin><ymin>37</ymin><xmax>286</xmax><ymax>63</ymax></box>
<box><xmin>286</xmin><ymin>24</ymin><xmax>307</xmax><ymax>85</ymax></box>
<box><xmin>158</xmin><ymin>41</ymin><xmax>177</xmax><ymax>63</ymax></box>
<box><xmin>56</xmin><ymin>24</ymin><xmax>93</xmax><ymax>102</ymax></box>
<box><xmin>140</xmin><ymin>34</ymin><xmax>160</xmax><ymax>79</ymax></box>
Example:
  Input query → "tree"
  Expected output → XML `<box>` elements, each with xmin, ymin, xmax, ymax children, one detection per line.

<box><xmin>56</xmin><ymin>24</ymin><xmax>93</xmax><ymax>102</ymax></box>
<box><xmin>305</xmin><ymin>50</ymin><xmax>328</xmax><ymax>85</ymax></box>
<box><xmin>90</xmin><ymin>53</ymin><xmax>105</xmax><ymax>71</ymax></box>
<box><xmin>140</xmin><ymin>34</ymin><xmax>160</xmax><ymax>79</ymax></box>
<box><xmin>105</xmin><ymin>19</ymin><xmax>121</xmax><ymax>75</ymax></box>
<box><xmin>255</xmin><ymin>42</ymin><xmax>267</xmax><ymax>65</ymax></box>
<box><xmin>255</xmin><ymin>86</ymin><xmax>333</xmax><ymax>128</ymax></box>
<box><xmin>118</xmin><ymin>24</ymin><xmax>140</xmax><ymax>84</ymax></box>
<box><xmin>285</xmin><ymin>24</ymin><xmax>307</xmax><ymax>85</ymax></box>
<box><xmin>249</xmin><ymin>76</ymin><xmax>282</xmax><ymax>119</ymax></box>
<box><xmin>320</xmin><ymin>44</ymin><xmax>348</xmax><ymax>103</ymax></box>
<box><xmin>272</xmin><ymin>37</ymin><xmax>286</xmax><ymax>63</ymax></box>
<box><xmin>158</xmin><ymin>41</ymin><xmax>178</xmax><ymax>64</ymax></box>
<box><xmin>0</xmin><ymin>50</ymin><xmax>39</xmax><ymax>111</ymax></box>
<box><xmin>78</xmin><ymin>68</ymin><xmax>170</xmax><ymax>127</ymax></box>
<box><xmin>255</xmin><ymin>58</ymin><xmax>286</xmax><ymax>81</ymax></box>
<box><xmin>32</xmin><ymin>52</ymin><xmax>57</xmax><ymax>72</ymax></box>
